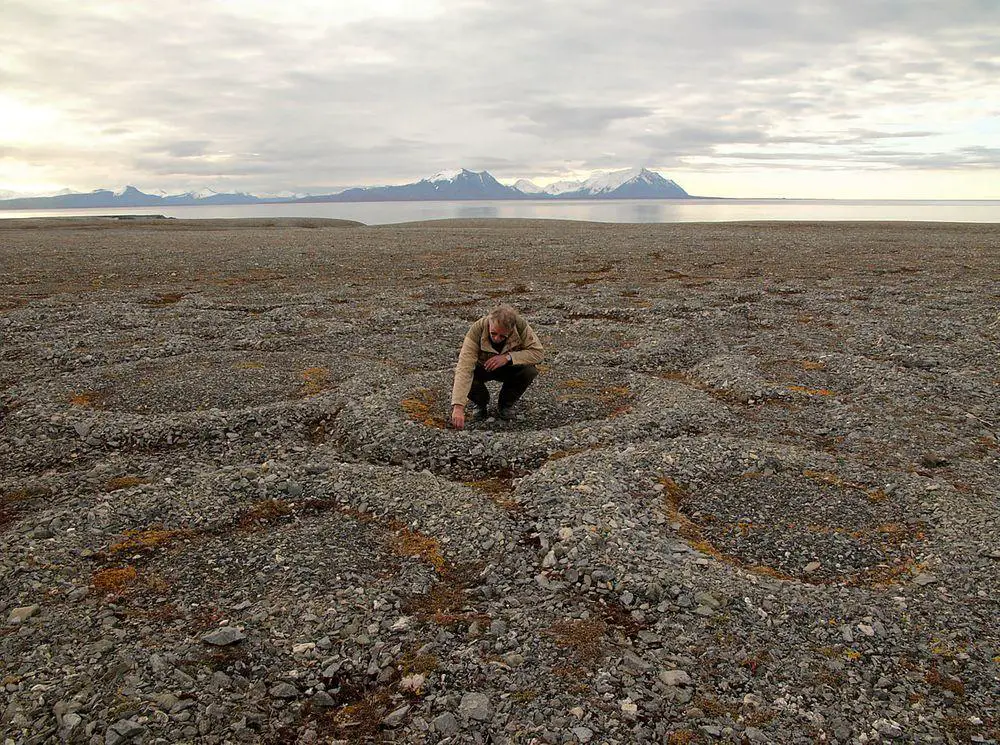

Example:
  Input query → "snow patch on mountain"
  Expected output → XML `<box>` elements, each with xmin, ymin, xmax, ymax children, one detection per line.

<box><xmin>543</xmin><ymin>180</ymin><xmax>584</xmax><ymax>195</ymax></box>
<box><xmin>426</xmin><ymin>169</ymin><xmax>465</xmax><ymax>183</ymax></box>
<box><xmin>513</xmin><ymin>179</ymin><xmax>543</xmax><ymax>194</ymax></box>
<box><xmin>581</xmin><ymin>168</ymin><xmax>646</xmax><ymax>194</ymax></box>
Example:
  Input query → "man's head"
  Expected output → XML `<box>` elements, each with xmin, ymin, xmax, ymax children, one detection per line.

<box><xmin>487</xmin><ymin>304</ymin><xmax>518</xmax><ymax>345</ymax></box>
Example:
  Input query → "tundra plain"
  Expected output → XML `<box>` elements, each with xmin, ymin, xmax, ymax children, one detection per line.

<box><xmin>1</xmin><ymin>217</ymin><xmax>998</xmax><ymax>744</ymax></box>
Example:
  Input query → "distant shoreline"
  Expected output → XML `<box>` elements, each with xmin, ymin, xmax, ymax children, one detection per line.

<box><xmin>1</xmin><ymin>198</ymin><xmax>998</xmax><ymax>225</ymax></box>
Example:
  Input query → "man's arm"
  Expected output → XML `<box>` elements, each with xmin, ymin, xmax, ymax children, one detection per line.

<box><xmin>450</xmin><ymin>323</ymin><xmax>481</xmax><ymax>407</ymax></box>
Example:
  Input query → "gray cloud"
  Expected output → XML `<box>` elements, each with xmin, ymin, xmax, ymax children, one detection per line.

<box><xmin>1</xmin><ymin>0</ymin><xmax>997</xmax><ymax>194</ymax></box>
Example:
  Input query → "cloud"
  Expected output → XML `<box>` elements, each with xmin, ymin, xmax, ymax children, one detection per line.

<box><xmin>1</xmin><ymin>0</ymin><xmax>998</xmax><ymax>194</ymax></box>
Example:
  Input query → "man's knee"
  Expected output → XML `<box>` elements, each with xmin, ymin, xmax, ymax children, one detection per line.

<box><xmin>519</xmin><ymin>364</ymin><xmax>539</xmax><ymax>382</ymax></box>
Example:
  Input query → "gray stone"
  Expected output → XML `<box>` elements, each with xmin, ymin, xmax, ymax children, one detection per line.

<box><xmin>7</xmin><ymin>605</ymin><xmax>40</xmax><ymax>625</ymax></box>
<box><xmin>62</xmin><ymin>712</ymin><xmax>82</xmax><ymax>730</ymax></box>
<box><xmin>201</xmin><ymin>627</ymin><xmax>245</xmax><ymax>646</ymax></box>
<box><xmin>269</xmin><ymin>682</ymin><xmax>299</xmax><ymax>699</ymax></box>
<box><xmin>573</xmin><ymin>725</ymin><xmax>594</xmax><ymax>742</ymax></box>
<box><xmin>458</xmin><ymin>691</ymin><xmax>492</xmax><ymax>721</ymax></box>
<box><xmin>382</xmin><ymin>704</ymin><xmax>410</xmax><ymax>728</ymax></box>
<box><xmin>913</xmin><ymin>573</ymin><xmax>938</xmax><ymax>586</ymax></box>
<box><xmin>311</xmin><ymin>691</ymin><xmax>336</xmax><ymax>709</ymax></box>
<box><xmin>432</xmin><ymin>711</ymin><xmax>459</xmax><ymax>735</ymax></box>
<box><xmin>105</xmin><ymin>719</ymin><xmax>145</xmax><ymax>745</ymax></box>
<box><xmin>659</xmin><ymin>669</ymin><xmax>692</xmax><ymax>687</ymax></box>
<box><xmin>874</xmin><ymin>718</ymin><xmax>903</xmax><ymax>738</ymax></box>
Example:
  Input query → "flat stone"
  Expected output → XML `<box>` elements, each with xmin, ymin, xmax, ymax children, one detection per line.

<box><xmin>659</xmin><ymin>669</ymin><xmax>692</xmax><ymax>687</ymax></box>
<box><xmin>382</xmin><ymin>704</ymin><xmax>410</xmax><ymax>728</ymax></box>
<box><xmin>62</xmin><ymin>712</ymin><xmax>82</xmax><ymax>729</ymax></box>
<box><xmin>269</xmin><ymin>682</ymin><xmax>299</xmax><ymax>699</ymax></box>
<box><xmin>804</xmin><ymin>561</ymin><xmax>822</xmax><ymax>573</ymax></box>
<box><xmin>458</xmin><ymin>691</ymin><xmax>492</xmax><ymax>721</ymax></box>
<box><xmin>913</xmin><ymin>573</ymin><xmax>938</xmax><ymax>586</ymax></box>
<box><xmin>201</xmin><ymin>627</ymin><xmax>245</xmax><ymax>646</ymax></box>
<box><xmin>105</xmin><ymin>719</ymin><xmax>145</xmax><ymax>745</ymax></box>
<box><xmin>432</xmin><ymin>712</ymin><xmax>459</xmax><ymax>735</ymax></box>
<box><xmin>311</xmin><ymin>691</ymin><xmax>336</xmax><ymax>709</ymax></box>
<box><xmin>7</xmin><ymin>605</ymin><xmax>40</xmax><ymax>625</ymax></box>
<box><xmin>573</xmin><ymin>725</ymin><xmax>594</xmax><ymax>742</ymax></box>
<box><xmin>400</xmin><ymin>673</ymin><xmax>425</xmax><ymax>692</ymax></box>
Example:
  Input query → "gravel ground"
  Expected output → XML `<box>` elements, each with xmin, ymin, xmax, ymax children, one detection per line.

<box><xmin>1</xmin><ymin>216</ymin><xmax>998</xmax><ymax>744</ymax></box>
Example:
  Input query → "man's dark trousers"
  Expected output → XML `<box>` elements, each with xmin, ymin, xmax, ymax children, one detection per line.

<box><xmin>469</xmin><ymin>364</ymin><xmax>538</xmax><ymax>410</ymax></box>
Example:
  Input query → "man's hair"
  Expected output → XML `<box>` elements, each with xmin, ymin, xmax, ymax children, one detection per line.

<box><xmin>487</xmin><ymin>304</ymin><xmax>518</xmax><ymax>331</ymax></box>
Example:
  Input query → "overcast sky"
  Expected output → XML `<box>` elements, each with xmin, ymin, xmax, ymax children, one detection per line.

<box><xmin>2</xmin><ymin>0</ymin><xmax>998</xmax><ymax>199</ymax></box>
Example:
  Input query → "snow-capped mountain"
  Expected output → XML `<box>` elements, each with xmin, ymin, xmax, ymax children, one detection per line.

<box><xmin>0</xmin><ymin>167</ymin><xmax>694</xmax><ymax>210</ymax></box>
<box><xmin>512</xmin><ymin>179</ymin><xmax>543</xmax><ymax>194</ymax></box>
<box><xmin>542</xmin><ymin>180</ymin><xmax>585</xmax><ymax>195</ymax></box>
<box><xmin>0</xmin><ymin>185</ymin><xmax>274</xmax><ymax>209</ymax></box>
<box><xmin>307</xmin><ymin>168</ymin><xmax>527</xmax><ymax>202</ymax></box>
<box><xmin>548</xmin><ymin>168</ymin><xmax>689</xmax><ymax>199</ymax></box>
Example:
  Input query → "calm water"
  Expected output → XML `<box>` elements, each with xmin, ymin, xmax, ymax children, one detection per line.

<box><xmin>2</xmin><ymin>198</ymin><xmax>999</xmax><ymax>224</ymax></box>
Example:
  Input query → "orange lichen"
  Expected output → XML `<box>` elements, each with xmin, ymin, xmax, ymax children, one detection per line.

<box><xmin>93</xmin><ymin>566</ymin><xmax>138</xmax><ymax>593</ymax></box>
<box><xmin>300</xmin><ymin>367</ymin><xmax>332</xmax><ymax>396</ymax></box>
<box><xmin>393</xmin><ymin>527</ymin><xmax>446</xmax><ymax>572</ymax></box>
<box><xmin>400</xmin><ymin>388</ymin><xmax>448</xmax><ymax>428</ymax></box>
<box><xmin>108</xmin><ymin>529</ymin><xmax>186</xmax><ymax>555</ymax></box>
<box><xmin>787</xmin><ymin>385</ymin><xmax>835</xmax><ymax>396</ymax></box>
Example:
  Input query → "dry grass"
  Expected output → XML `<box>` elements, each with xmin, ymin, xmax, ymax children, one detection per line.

<box><xmin>802</xmin><ymin>469</ymin><xmax>887</xmax><ymax>502</ymax></box>
<box><xmin>392</xmin><ymin>527</ymin><xmax>447</xmax><ymax>572</ymax></box>
<box><xmin>400</xmin><ymin>388</ymin><xmax>448</xmax><ymax>428</ymax></box>
<box><xmin>545</xmin><ymin>618</ymin><xmax>608</xmax><ymax>661</ymax></box>
<box><xmin>103</xmin><ymin>476</ymin><xmax>149</xmax><ymax>492</ymax></box>
<box><xmin>787</xmin><ymin>384</ymin><xmax>836</xmax><ymax>396</ymax></box>
<box><xmin>0</xmin><ymin>485</ymin><xmax>52</xmax><ymax>529</ymax></box>
<box><xmin>143</xmin><ymin>292</ymin><xmax>185</xmax><ymax>306</ymax></box>
<box><xmin>238</xmin><ymin>499</ymin><xmax>294</xmax><ymax>530</ymax></box>
<box><xmin>463</xmin><ymin>478</ymin><xmax>519</xmax><ymax>510</ymax></box>
<box><xmin>69</xmin><ymin>389</ymin><xmax>109</xmax><ymax>408</ymax></box>
<box><xmin>666</xmin><ymin>732</ymin><xmax>704</xmax><ymax>745</ymax></box>
<box><xmin>925</xmin><ymin>668</ymin><xmax>966</xmax><ymax>696</ymax></box>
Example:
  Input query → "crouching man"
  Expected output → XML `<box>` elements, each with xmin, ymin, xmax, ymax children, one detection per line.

<box><xmin>450</xmin><ymin>304</ymin><xmax>544</xmax><ymax>429</ymax></box>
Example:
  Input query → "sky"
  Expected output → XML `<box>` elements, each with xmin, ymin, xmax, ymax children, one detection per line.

<box><xmin>1</xmin><ymin>0</ymin><xmax>998</xmax><ymax>200</ymax></box>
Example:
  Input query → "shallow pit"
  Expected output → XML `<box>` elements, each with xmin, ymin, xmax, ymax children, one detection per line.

<box><xmin>663</xmin><ymin>465</ymin><xmax>927</xmax><ymax>585</ymax></box>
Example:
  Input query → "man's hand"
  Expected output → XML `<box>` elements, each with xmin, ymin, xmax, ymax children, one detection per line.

<box><xmin>483</xmin><ymin>353</ymin><xmax>510</xmax><ymax>372</ymax></box>
<box><xmin>451</xmin><ymin>404</ymin><xmax>466</xmax><ymax>430</ymax></box>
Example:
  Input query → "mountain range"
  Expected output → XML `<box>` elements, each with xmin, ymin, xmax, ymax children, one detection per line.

<box><xmin>0</xmin><ymin>168</ymin><xmax>691</xmax><ymax>210</ymax></box>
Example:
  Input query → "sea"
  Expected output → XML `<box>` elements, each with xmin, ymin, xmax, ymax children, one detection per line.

<box><xmin>2</xmin><ymin>198</ymin><xmax>999</xmax><ymax>224</ymax></box>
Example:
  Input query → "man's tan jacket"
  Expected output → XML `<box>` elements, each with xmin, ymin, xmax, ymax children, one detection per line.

<box><xmin>451</xmin><ymin>313</ymin><xmax>544</xmax><ymax>406</ymax></box>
